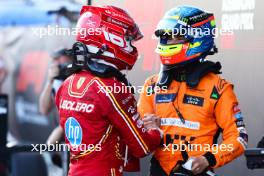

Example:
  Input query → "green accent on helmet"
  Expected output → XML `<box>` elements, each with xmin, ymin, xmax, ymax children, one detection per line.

<box><xmin>210</xmin><ymin>20</ymin><xmax>216</xmax><ymax>27</ymax></box>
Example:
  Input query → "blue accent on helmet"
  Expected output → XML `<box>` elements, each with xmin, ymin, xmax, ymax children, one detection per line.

<box><xmin>166</xmin><ymin>6</ymin><xmax>204</xmax><ymax>18</ymax></box>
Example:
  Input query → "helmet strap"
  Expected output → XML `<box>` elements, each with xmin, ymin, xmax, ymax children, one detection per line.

<box><xmin>202</xmin><ymin>45</ymin><xmax>218</xmax><ymax>57</ymax></box>
<box><xmin>157</xmin><ymin>60</ymin><xmax>222</xmax><ymax>88</ymax></box>
<box><xmin>66</xmin><ymin>42</ymin><xmax>134</xmax><ymax>92</ymax></box>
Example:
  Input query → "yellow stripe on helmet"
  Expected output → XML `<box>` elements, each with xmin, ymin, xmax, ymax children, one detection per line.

<box><xmin>189</xmin><ymin>42</ymin><xmax>201</xmax><ymax>49</ymax></box>
<box><xmin>155</xmin><ymin>44</ymin><xmax>183</xmax><ymax>57</ymax></box>
<box><xmin>155</xmin><ymin>42</ymin><xmax>202</xmax><ymax>57</ymax></box>
<box><xmin>165</xmin><ymin>15</ymin><xmax>180</xmax><ymax>20</ymax></box>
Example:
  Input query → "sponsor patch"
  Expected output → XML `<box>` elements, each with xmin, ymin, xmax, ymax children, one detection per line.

<box><xmin>122</xmin><ymin>94</ymin><xmax>133</xmax><ymax>105</ymax></box>
<box><xmin>210</xmin><ymin>86</ymin><xmax>220</xmax><ymax>100</ymax></box>
<box><xmin>183</xmin><ymin>94</ymin><xmax>204</xmax><ymax>107</ymax></box>
<box><xmin>77</xmin><ymin>77</ymin><xmax>86</xmax><ymax>89</ymax></box>
<box><xmin>65</xmin><ymin>117</ymin><xmax>83</xmax><ymax>147</ymax></box>
<box><xmin>161</xmin><ymin>118</ymin><xmax>200</xmax><ymax>130</ymax></box>
<box><xmin>163</xmin><ymin>134</ymin><xmax>196</xmax><ymax>146</ymax></box>
<box><xmin>128</xmin><ymin>106</ymin><xmax>136</xmax><ymax>114</ymax></box>
<box><xmin>237</xmin><ymin>137</ymin><xmax>248</xmax><ymax>149</ymax></box>
<box><xmin>236</xmin><ymin>119</ymin><xmax>245</xmax><ymax>127</ymax></box>
<box><xmin>132</xmin><ymin>113</ymin><xmax>140</xmax><ymax>121</ymax></box>
<box><xmin>234</xmin><ymin>112</ymin><xmax>243</xmax><ymax>120</ymax></box>
<box><xmin>237</xmin><ymin>127</ymin><xmax>248</xmax><ymax>142</ymax></box>
<box><xmin>155</xmin><ymin>94</ymin><xmax>177</xmax><ymax>103</ymax></box>
<box><xmin>60</xmin><ymin>99</ymin><xmax>94</xmax><ymax>113</ymax></box>
<box><xmin>136</xmin><ymin>119</ymin><xmax>144</xmax><ymax>128</ymax></box>
<box><xmin>240</xmin><ymin>133</ymin><xmax>249</xmax><ymax>143</ymax></box>
<box><xmin>237</xmin><ymin>127</ymin><xmax>247</xmax><ymax>134</ymax></box>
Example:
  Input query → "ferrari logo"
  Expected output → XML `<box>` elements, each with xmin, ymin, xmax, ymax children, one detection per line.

<box><xmin>77</xmin><ymin>77</ymin><xmax>86</xmax><ymax>89</ymax></box>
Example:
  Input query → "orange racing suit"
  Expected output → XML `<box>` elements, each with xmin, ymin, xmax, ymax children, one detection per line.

<box><xmin>138</xmin><ymin>72</ymin><xmax>248</xmax><ymax>175</ymax></box>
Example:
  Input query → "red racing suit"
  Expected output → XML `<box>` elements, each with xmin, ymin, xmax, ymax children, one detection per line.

<box><xmin>55</xmin><ymin>70</ymin><xmax>162</xmax><ymax>176</ymax></box>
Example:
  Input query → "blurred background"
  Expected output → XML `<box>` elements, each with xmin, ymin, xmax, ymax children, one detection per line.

<box><xmin>0</xmin><ymin>0</ymin><xmax>263</xmax><ymax>176</ymax></box>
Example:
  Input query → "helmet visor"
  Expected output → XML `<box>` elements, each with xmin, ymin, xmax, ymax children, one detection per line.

<box><xmin>159</xmin><ymin>34</ymin><xmax>189</xmax><ymax>45</ymax></box>
<box><xmin>155</xmin><ymin>18</ymin><xmax>179</xmax><ymax>35</ymax></box>
<box><xmin>126</xmin><ymin>24</ymin><xmax>143</xmax><ymax>41</ymax></box>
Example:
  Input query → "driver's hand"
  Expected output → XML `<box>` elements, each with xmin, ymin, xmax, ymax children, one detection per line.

<box><xmin>142</xmin><ymin>113</ymin><xmax>161</xmax><ymax>130</ymax></box>
<box><xmin>191</xmin><ymin>156</ymin><xmax>209</xmax><ymax>175</ymax></box>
